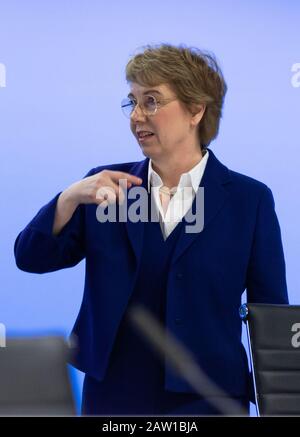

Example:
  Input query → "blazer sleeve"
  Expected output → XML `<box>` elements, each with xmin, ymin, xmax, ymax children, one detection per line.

<box><xmin>14</xmin><ymin>168</ymin><xmax>95</xmax><ymax>274</ymax></box>
<box><xmin>246</xmin><ymin>186</ymin><xmax>289</xmax><ymax>304</ymax></box>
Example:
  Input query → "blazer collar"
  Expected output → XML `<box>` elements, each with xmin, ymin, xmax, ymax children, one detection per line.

<box><xmin>125</xmin><ymin>148</ymin><xmax>232</xmax><ymax>266</ymax></box>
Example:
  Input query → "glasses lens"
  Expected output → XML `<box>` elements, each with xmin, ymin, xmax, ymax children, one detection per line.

<box><xmin>121</xmin><ymin>97</ymin><xmax>135</xmax><ymax>118</ymax></box>
<box><xmin>143</xmin><ymin>95</ymin><xmax>157</xmax><ymax>115</ymax></box>
<box><xmin>121</xmin><ymin>95</ymin><xmax>157</xmax><ymax>117</ymax></box>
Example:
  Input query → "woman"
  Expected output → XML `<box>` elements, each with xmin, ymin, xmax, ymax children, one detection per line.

<box><xmin>14</xmin><ymin>44</ymin><xmax>289</xmax><ymax>416</ymax></box>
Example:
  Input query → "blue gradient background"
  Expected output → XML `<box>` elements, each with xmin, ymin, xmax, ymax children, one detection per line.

<box><xmin>1</xmin><ymin>0</ymin><xmax>299</xmax><ymax>416</ymax></box>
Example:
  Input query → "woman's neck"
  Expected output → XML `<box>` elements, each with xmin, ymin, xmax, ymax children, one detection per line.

<box><xmin>151</xmin><ymin>149</ymin><xmax>204</xmax><ymax>188</ymax></box>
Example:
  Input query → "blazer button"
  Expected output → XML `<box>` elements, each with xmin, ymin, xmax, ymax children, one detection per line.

<box><xmin>176</xmin><ymin>273</ymin><xmax>183</xmax><ymax>279</ymax></box>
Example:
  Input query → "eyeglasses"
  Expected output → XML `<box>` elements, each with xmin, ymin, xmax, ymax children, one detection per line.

<box><xmin>121</xmin><ymin>94</ymin><xmax>177</xmax><ymax>118</ymax></box>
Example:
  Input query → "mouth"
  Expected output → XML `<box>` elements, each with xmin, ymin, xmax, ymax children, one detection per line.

<box><xmin>136</xmin><ymin>131</ymin><xmax>155</xmax><ymax>142</ymax></box>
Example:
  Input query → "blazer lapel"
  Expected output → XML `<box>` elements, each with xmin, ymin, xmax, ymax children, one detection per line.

<box><xmin>171</xmin><ymin>148</ymin><xmax>232</xmax><ymax>266</ymax></box>
<box><xmin>125</xmin><ymin>158</ymin><xmax>149</xmax><ymax>266</ymax></box>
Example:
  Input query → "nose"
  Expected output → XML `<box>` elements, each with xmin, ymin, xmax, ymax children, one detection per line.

<box><xmin>130</xmin><ymin>103</ymin><xmax>146</xmax><ymax>123</ymax></box>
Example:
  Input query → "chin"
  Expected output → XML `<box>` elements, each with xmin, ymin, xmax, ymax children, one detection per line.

<box><xmin>138</xmin><ymin>141</ymin><xmax>161</xmax><ymax>160</ymax></box>
<box><xmin>140</xmin><ymin>148</ymin><xmax>152</xmax><ymax>159</ymax></box>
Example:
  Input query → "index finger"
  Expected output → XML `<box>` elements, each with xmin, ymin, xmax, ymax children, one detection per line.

<box><xmin>111</xmin><ymin>171</ymin><xmax>143</xmax><ymax>186</ymax></box>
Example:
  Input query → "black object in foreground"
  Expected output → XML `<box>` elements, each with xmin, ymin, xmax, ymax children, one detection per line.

<box><xmin>0</xmin><ymin>336</ymin><xmax>75</xmax><ymax>416</ymax></box>
<box><xmin>240</xmin><ymin>303</ymin><xmax>300</xmax><ymax>416</ymax></box>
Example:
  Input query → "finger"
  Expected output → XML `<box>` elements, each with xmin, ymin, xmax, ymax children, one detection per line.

<box><xmin>97</xmin><ymin>199</ymin><xmax>108</xmax><ymax>208</ymax></box>
<box><xmin>118</xmin><ymin>180</ymin><xmax>126</xmax><ymax>204</ymax></box>
<box><xmin>97</xmin><ymin>182</ymin><xmax>126</xmax><ymax>205</ymax></box>
<box><xmin>96</xmin><ymin>185</ymin><xmax>118</xmax><ymax>204</ymax></box>
<box><xmin>111</xmin><ymin>172</ymin><xmax>143</xmax><ymax>186</ymax></box>
<box><xmin>97</xmin><ymin>188</ymin><xmax>124</xmax><ymax>206</ymax></box>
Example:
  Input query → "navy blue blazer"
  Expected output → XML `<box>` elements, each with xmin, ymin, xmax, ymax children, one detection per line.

<box><xmin>14</xmin><ymin>148</ymin><xmax>289</xmax><ymax>399</ymax></box>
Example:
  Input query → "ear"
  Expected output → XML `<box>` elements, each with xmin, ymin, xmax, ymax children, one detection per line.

<box><xmin>190</xmin><ymin>104</ymin><xmax>206</xmax><ymax>127</ymax></box>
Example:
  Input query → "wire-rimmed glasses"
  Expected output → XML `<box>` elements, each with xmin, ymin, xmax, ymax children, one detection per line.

<box><xmin>121</xmin><ymin>94</ymin><xmax>177</xmax><ymax>118</ymax></box>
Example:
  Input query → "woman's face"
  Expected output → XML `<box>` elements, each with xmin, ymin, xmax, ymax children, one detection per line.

<box><xmin>129</xmin><ymin>82</ymin><xmax>203</xmax><ymax>161</ymax></box>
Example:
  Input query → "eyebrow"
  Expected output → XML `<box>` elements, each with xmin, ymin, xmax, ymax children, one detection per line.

<box><xmin>127</xmin><ymin>89</ymin><xmax>163</xmax><ymax>98</ymax></box>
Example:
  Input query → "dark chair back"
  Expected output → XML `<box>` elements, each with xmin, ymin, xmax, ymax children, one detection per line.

<box><xmin>240</xmin><ymin>303</ymin><xmax>300</xmax><ymax>416</ymax></box>
<box><xmin>0</xmin><ymin>336</ymin><xmax>75</xmax><ymax>415</ymax></box>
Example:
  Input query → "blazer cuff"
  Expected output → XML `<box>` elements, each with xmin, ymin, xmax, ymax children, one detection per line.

<box><xmin>27</xmin><ymin>192</ymin><xmax>81</xmax><ymax>242</ymax></box>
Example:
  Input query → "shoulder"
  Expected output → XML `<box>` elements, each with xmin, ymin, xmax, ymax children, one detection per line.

<box><xmin>229</xmin><ymin>168</ymin><xmax>270</xmax><ymax>193</ymax></box>
<box><xmin>208</xmin><ymin>148</ymin><xmax>273</xmax><ymax>202</ymax></box>
<box><xmin>226</xmin><ymin>168</ymin><xmax>276</xmax><ymax>210</ymax></box>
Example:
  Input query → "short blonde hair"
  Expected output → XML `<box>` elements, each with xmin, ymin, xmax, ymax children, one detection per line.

<box><xmin>126</xmin><ymin>43</ymin><xmax>227</xmax><ymax>149</ymax></box>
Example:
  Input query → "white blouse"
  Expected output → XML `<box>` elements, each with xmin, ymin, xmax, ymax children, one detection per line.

<box><xmin>147</xmin><ymin>150</ymin><xmax>209</xmax><ymax>240</ymax></box>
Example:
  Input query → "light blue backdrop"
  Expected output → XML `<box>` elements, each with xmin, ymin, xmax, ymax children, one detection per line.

<box><xmin>1</xmin><ymin>0</ymin><xmax>299</xmax><ymax>416</ymax></box>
